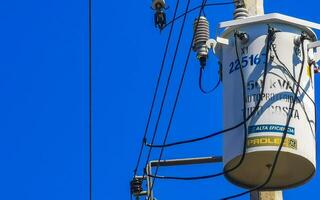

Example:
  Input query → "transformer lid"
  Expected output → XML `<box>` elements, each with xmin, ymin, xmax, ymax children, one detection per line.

<box><xmin>219</xmin><ymin>13</ymin><xmax>320</xmax><ymax>39</ymax></box>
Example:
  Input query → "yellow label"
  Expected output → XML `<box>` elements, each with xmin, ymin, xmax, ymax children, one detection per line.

<box><xmin>307</xmin><ymin>65</ymin><xmax>312</xmax><ymax>78</ymax></box>
<box><xmin>247</xmin><ymin>136</ymin><xmax>297</xmax><ymax>150</ymax></box>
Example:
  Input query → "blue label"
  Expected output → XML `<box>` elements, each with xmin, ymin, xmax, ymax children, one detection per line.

<box><xmin>248</xmin><ymin>124</ymin><xmax>295</xmax><ymax>135</ymax></box>
<box><xmin>228</xmin><ymin>53</ymin><xmax>266</xmax><ymax>75</ymax></box>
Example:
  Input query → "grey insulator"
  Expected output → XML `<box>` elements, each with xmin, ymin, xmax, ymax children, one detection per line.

<box><xmin>193</xmin><ymin>16</ymin><xmax>210</xmax><ymax>51</ymax></box>
<box><xmin>193</xmin><ymin>16</ymin><xmax>210</xmax><ymax>64</ymax></box>
<box><xmin>233</xmin><ymin>3</ymin><xmax>249</xmax><ymax>20</ymax></box>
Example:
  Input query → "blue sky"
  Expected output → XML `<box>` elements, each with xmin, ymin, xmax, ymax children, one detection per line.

<box><xmin>0</xmin><ymin>0</ymin><xmax>319</xmax><ymax>200</ymax></box>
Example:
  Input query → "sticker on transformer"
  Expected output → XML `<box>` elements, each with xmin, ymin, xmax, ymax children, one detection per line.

<box><xmin>248</xmin><ymin>124</ymin><xmax>295</xmax><ymax>135</ymax></box>
<box><xmin>247</xmin><ymin>136</ymin><xmax>297</xmax><ymax>150</ymax></box>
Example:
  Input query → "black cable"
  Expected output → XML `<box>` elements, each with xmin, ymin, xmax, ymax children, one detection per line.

<box><xmin>146</xmin><ymin>27</ymin><xmax>275</xmax><ymax>149</ymax></box>
<box><xmin>132</xmin><ymin>0</ymin><xmax>181</xmax><ymax>177</ymax></box>
<box><xmin>199</xmin><ymin>67</ymin><xmax>221</xmax><ymax>94</ymax></box>
<box><xmin>147</xmin><ymin>27</ymin><xmax>274</xmax><ymax>181</ymax></box>
<box><xmin>272</xmin><ymin>46</ymin><xmax>316</xmax><ymax>137</ymax></box>
<box><xmin>222</xmin><ymin>34</ymin><xmax>307</xmax><ymax>200</ymax></box>
<box><xmin>272</xmin><ymin>44</ymin><xmax>315</xmax><ymax>105</ymax></box>
<box><xmin>147</xmin><ymin>0</ymin><xmax>207</xmax><ymax>198</ymax></box>
<box><xmin>88</xmin><ymin>0</ymin><xmax>92</xmax><ymax>199</ymax></box>
<box><xmin>163</xmin><ymin>1</ymin><xmax>239</xmax><ymax>29</ymax></box>
<box><xmin>142</xmin><ymin>0</ymin><xmax>190</xmax><ymax>182</ymax></box>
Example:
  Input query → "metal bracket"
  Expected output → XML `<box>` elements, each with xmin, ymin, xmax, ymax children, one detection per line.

<box><xmin>145</xmin><ymin>156</ymin><xmax>223</xmax><ymax>200</ymax></box>
<box><xmin>308</xmin><ymin>41</ymin><xmax>320</xmax><ymax>62</ymax></box>
<box><xmin>206</xmin><ymin>37</ymin><xmax>229</xmax><ymax>58</ymax></box>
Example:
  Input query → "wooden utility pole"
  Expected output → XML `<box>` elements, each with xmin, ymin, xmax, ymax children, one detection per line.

<box><xmin>251</xmin><ymin>191</ymin><xmax>283</xmax><ymax>200</ymax></box>
<box><xmin>244</xmin><ymin>0</ymin><xmax>265</xmax><ymax>16</ymax></box>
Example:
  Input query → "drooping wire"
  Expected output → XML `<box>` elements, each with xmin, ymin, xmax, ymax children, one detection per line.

<box><xmin>141</xmin><ymin>0</ymin><xmax>190</xmax><ymax>184</ymax></box>
<box><xmin>221</xmin><ymin>34</ymin><xmax>307</xmax><ymax>200</ymax></box>
<box><xmin>147</xmin><ymin>27</ymin><xmax>274</xmax><ymax>181</ymax></box>
<box><xmin>272</xmin><ymin>44</ymin><xmax>316</xmax><ymax>137</ymax></box>
<box><xmin>88</xmin><ymin>0</ymin><xmax>92</xmax><ymax>199</ymax></box>
<box><xmin>132</xmin><ymin>0</ymin><xmax>181</xmax><ymax>177</ymax></box>
<box><xmin>146</xmin><ymin>0</ymin><xmax>207</xmax><ymax>198</ymax></box>
<box><xmin>199</xmin><ymin>67</ymin><xmax>221</xmax><ymax>94</ymax></box>
<box><xmin>272</xmin><ymin>43</ymin><xmax>316</xmax><ymax>108</ymax></box>
<box><xmin>146</xmin><ymin>27</ymin><xmax>275</xmax><ymax>149</ymax></box>
<box><xmin>163</xmin><ymin>1</ymin><xmax>239</xmax><ymax>29</ymax></box>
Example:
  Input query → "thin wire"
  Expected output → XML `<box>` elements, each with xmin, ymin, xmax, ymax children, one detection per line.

<box><xmin>88</xmin><ymin>0</ymin><xmax>92</xmax><ymax>199</ymax></box>
<box><xmin>163</xmin><ymin>1</ymin><xmax>238</xmax><ymax>29</ymax></box>
<box><xmin>148</xmin><ymin>0</ymin><xmax>207</xmax><ymax>200</ymax></box>
<box><xmin>147</xmin><ymin>0</ymin><xmax>207</xmax><ymax>198</ymax></box>
<box><xmin>272</xmin><ymin>45</ymin><xmax>315</xmax><ymax>105</ymax></box>
<box><xmin>272</xmin><ymin>45</ymin><xmax>316</xmax><ymax>137</ymax></box>
<box><xmin>142</xmin><ymin>0</ymin><xmax>187</xmax><ymax>180</ymax></box>
<box><xmin>222</xmin><ymin>35</ymin><xmax>307</xmax><ymax>200</ymax></box>
<box><xmin>199</xmin><ymin>67</ymin><xmax>221</xmax><ymax>94</ymax></box>
<box><xmin>133</xmin><ymin>0</ymin><xmax>181</xmax><ymax>177</ymax></box>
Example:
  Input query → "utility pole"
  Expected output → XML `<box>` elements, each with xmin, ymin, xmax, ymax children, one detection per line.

<box><xmin>243</xmin><ymin>0</ymin><xmax>264</xmax><ymax>16</ymax></box>
<box><xmin>234</xmin><ymin>0</ymin><xmax>283</xmax><ymax>199</ymax></box>
<box><xmin>251</xmin><ymin>191</ymin><xmax>283</xmax><ymax>200</ymax></box>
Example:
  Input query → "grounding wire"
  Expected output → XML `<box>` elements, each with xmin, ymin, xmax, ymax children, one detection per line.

<box><xmin>147</xmin><ymin>0</ymin><xmax>207</xmax><ymax>198</ymax></box>
<box><xmin>199</xmin><ymin>67</ymin><xmax>221</xmax><ymax>94</ymax></box>
<box><xmin>221</xmin><ymin>34</ymin><xmax>307</xmax><ymax>200</ymax></box>
<box><xmin>163</xmin><ymin>1</ymin><xmax>239</xmax><ymax>29</ymax></box>
<box><xmin>147</xmin><ymin>27</ymin><xmax>274</xmax><ymax>181</ymax></box>
<box><xmin>146</xmin><ymin>27</ymin><xmax>276</xmax><ymax>149</ymax></box>
<box><xmin>132</xmin><ymin>0</ymin><xmax>181</xmax><ymax>177</ymax></box>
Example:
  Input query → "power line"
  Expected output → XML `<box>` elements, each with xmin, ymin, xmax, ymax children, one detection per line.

<box><xmin>88</xmin><ymin>0</ymin><xmax>92</xmax><ymax>199</ymax></box>
<box><xmin>132</xmin><ymin>0</ymin><xmax>181</xmax><ymax>177</ymax></box>
<box><xmin>147</xmin><ymin>0</ymin><xmax>207</xmax><ymax>198</ymax></box>
<box><xmin>163</xmin><ymin>1</ymin><xmax>239</xmax><ymax>29</ymax></box>
<box><xmin>141</xmin><ymin>0</ymin><xmax>189</xmax><ymax>181</ymax></box>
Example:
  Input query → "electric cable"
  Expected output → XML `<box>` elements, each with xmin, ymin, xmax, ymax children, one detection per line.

<box><xmin>272</xmin><ymin>44</ymin><xmax>315</xmax><ymax>105</ymax></box>
<box><xmin>270</xmin><ymin>40</ymin><xmax>316</xmax><ymax>138</ymax></box>
<box><xmin>199</xmin><ymin>67</ymin><xmax>221</xmax><ymax>94</ymax></box>
<box><xmin>147</xmin><ymin>1</ymin><xmax>207</xmax><ymax>198</ymax></box>
<box><xmin>142</xmin><ymin>0</ymin><xmax>191</xmax><ymax>180</ymax></box>
<box><xmin>269</xmin><ymin>71</ymin><xmax>316</xmax><ymax>139</ymax></box>
<box><xmin>132</xmin><ymin>0</ymin><xmax>181</xmax><ymax>177</ymax></box>
<box><xmin>142</xmin><ymin>0</ymin><xmax>194</xmax><ymax>198</ymax></box>
<box><xmin>163</xmin><ymin>1</ymin><xmax>239</xmax><ymax>29</ymax></box>
<box><xmin>147</xmin><ymin>27</ymin><xmax>274</xmax><ymax>181</ymax></box>
<box><xmin>221</xmin><ymin>33</ymin><xmax>307</xmax><ymax>200</ymax></box>
<box><xmin>272</xmin><ymin>45</ymin><xmax>317</xmax><ymax>138</ymax></box>
<box><xmin>146</xmin><ymin>27</ymin><xmax>276</xmax><ymax>149</ymax></box>
<box><xmin>88</xmin><ymin>0</ymin><xmax>92</xmax><ymax>199</ymax></box>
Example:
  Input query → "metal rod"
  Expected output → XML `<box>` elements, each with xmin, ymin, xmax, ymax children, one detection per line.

<box><xmin>150</xmin><ymin>156</ymin><xmax>223</xmax><ymax>167</ymax></box>
<box><xmin>145</xmin><ymin>156</ymin><xmax>222</xmax><ymax>200</ymax></box>
<box><xmin>146</xmin><ymin>163</ymin><xmax>154</xmax><ymax>200</ymax></box>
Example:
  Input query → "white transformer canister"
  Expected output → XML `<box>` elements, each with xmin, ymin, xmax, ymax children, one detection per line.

<box><xmin>219</xmin><ymin>14</ymin><xmax>320</xmax><ymax>189</ymax></box>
